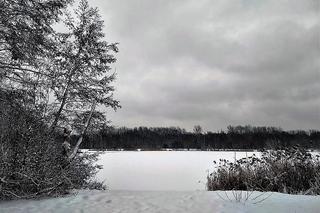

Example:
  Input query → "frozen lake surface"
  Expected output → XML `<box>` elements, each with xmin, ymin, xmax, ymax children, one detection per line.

<box><xmin>96</xmin><ymin>151</ymin><xmax>257</xmax><ymax>191</ymax></box>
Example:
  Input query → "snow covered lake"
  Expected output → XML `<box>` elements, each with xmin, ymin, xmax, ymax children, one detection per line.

<box><xmin>96</xmin><ymin>151</ymin><xmax>258</xmax><ymax>191</ymax></box>
<box><xmin>2</xmin><ymin>151</ymin><xmax>320</xmax><ymax>213</ymax></box>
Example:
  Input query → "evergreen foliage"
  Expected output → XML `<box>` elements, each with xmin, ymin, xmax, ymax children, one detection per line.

<box><xmin>0</xmin><ymin>0</ymin><xmax>117</xmax><ymax>200</ymax></box>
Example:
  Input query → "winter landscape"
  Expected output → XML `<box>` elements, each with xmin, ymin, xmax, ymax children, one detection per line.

<box><xmin>1</xmin><ymin>0</ymin><xmax>320</xmax><ymax>212</ymax></box>
<box><xmin>2</xmin><ymin>150</ymin><xmax>320</xmax><ymax>213</ymax></box>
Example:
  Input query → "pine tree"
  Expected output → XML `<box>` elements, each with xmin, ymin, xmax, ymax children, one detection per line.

<box><xmin>48</xmin><ymin>0</ymin><xmax>120</xmax><ymax>153</ymax></box>
<box><xmin>0</xmin><ymin>0</ymin><xmax>70</xmax><ymax>80</ymax></box>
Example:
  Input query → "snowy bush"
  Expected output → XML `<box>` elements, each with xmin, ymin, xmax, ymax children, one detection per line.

<box><xmin>207</xmin><ymin>147</ymin><xmax>320</xmax><ymax>195</ymax></box>
<box><xmin>0</xmin><ymin>91</ymin><xmax>104</xmax><ymax>200</ymax></box>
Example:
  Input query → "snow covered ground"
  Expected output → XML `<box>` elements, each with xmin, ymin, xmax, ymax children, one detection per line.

<box><xmin>1</xmin><ymin>190</ymin><xmax>319</xmax><ymax>213</ymax></box>
<box><xmin>96</xmin><ymin>151</ymin><xmax>258</xmax><ymax>191</ymax></box>
<box><xmin>2</xmin><ymin>151</ymin><xmax>319</xmax><ymax>212</ymax></box>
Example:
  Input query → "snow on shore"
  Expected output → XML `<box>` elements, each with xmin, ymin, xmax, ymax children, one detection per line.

<box><xmin>1</xmin><ymin>190</ymin><xmax>319</xmax><ymax>213</ymax></box>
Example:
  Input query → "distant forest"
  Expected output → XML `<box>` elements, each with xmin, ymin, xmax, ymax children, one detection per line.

<box><xmin>72</xmin><ymin>125</ymin><xmax>320</xmax><ymax>150</ymax></box>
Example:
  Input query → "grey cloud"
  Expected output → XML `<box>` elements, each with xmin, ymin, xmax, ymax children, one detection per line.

<box><xmin>91</xmin><ymin>0</ymin><xmax>320</xmax><ymax>131</ymax></box>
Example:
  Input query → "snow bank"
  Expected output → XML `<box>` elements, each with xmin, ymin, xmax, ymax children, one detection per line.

<box><xmin>1</xmin><ymin>190</ymin><xmax>319</xmax><ymax>213</ymax></box>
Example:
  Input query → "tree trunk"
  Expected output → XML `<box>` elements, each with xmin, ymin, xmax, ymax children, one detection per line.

<box><xmin>68</xmin><ymin>102</ymin><xmax>96</xmax><ymax>160</ymax></box>
<box><xmin>49</xmin><ymin>84</ymin><xmax>70</xmax><ymax>132</ymax></box>
<box><xmin>50</xmin><ymin>52</ymin><xmax>82</xmax><ymax>132</ymax></box>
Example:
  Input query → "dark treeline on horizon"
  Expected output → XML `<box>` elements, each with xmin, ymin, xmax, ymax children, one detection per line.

<box><xmin>74</xmin><ymin>125</ymin><xmax>320</xmax><ymax>150</ymax></box>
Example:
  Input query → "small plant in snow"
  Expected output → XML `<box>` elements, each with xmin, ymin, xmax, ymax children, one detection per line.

<box><xmin>215</xmin><ymin>190</ymin><xmax>273</xmax><ymax>205</ymax></box>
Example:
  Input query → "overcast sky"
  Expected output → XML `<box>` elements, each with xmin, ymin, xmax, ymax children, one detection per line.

<box><xmin>89</xmin><ymin>0</ymin><xmax>319</xmax><ymax>131</ymax></box>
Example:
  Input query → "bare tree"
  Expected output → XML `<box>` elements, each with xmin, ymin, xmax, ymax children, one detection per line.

<box><xmin>193</xmin><ymin>125</ymin><xmax>203</xmax><ymax>135</ymax></box>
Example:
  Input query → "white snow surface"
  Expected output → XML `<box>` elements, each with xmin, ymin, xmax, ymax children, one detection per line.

<box><xmin>96</xmin><ymin>151</ymin><xmax>258</xmax><ymax>191</ymax></box>
<box><xmin>1</xmin><ymin>190</ymin><xmax>319</xmax><ymax>213</ymax></box>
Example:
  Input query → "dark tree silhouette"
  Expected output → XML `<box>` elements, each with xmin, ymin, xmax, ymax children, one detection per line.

<box><xmin>79</xmin><ymin>125</ymin><xmax>320</xmax><ymax>151</ymax></box>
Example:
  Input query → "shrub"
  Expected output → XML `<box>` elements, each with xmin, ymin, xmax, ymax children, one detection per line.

<box><xmin>0</xmin><ymin>90</ymin><xmax>104</xmax><ymax>200</ymax></box>
<box><xmin>207</xmin><ymin>147</ymin><xmax>320</xmax><ymax>195</ymax></box>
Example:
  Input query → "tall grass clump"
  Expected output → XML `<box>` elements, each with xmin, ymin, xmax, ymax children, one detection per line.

<box><xmin>207</xmin><ymin>147</ymin><xmax>320</xmax><ymax>195</ymax></box>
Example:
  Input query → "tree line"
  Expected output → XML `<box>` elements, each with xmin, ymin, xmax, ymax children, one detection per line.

<box><xmin>78</xmin><ymin>125</ymin><xmax>320</xmax><ymax>150</ymax></box>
